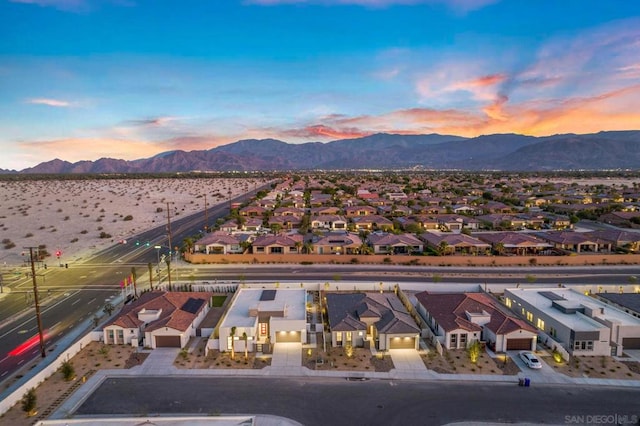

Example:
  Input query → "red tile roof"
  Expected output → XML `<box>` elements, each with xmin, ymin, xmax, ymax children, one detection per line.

<box><xmin>106</xmin><ymin>291</ymin><xmax>212</xmax><ymax>333</ymax></box>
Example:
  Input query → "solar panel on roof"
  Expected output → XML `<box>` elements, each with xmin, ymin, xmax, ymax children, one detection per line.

<box><xmin>260</xmin><ymin>289</ymin><xmax>277</xmax><ymax>301</ymax></box>
<box><xmin>539</xmin><ymin>291</ymin><xmax>565</xmax><ymax>301</ymax></box>
<box><xmin>181</xmin><ymin>297</ymin><xmax>205</xmax><ymax>314</ymax></box>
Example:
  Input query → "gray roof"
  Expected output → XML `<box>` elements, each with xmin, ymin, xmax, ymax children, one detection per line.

<box><xmin>597</xmin><ymin>293</ymin><xmax>640</xmax><ymax>314</ymax></box>
<box><xmin>325</xmin><ymin>292</ymin><xmax>419</xmax><ymax>334</ymax></box>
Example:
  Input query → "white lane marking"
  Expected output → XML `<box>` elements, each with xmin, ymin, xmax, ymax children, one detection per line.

<box><xmin>87</xmin><ymin>298</ymin><xmax>96</xmax><ymax>304</ymax></box>
<box><xmin>71</xmin><ymin>299</ymin><xmax>81</xmax><ymax>306</ymax></box>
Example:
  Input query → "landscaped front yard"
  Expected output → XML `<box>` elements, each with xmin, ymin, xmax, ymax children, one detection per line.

<box><xmin>547</xmin><ymin>354</ymin><xmax>640</xmax><ymax>379</ymax></box>
<box><xmin>0</xmin><ymin>342</ymin><xmax>146</xmax><ymax>426</ymax></box>
<box><xmin>303</xmin><ymin>345</ymin><xmax>394</xmax><ymax>372</ymax></box>
<box><xmin>421</xmin><ymin>348</ymin><xmax>521</xmax><ymax>375</ymax></box>
<box><xmin>173</xmin><ymin>337</ymin><xmax>270</xmax><ymax>370</ymax></box>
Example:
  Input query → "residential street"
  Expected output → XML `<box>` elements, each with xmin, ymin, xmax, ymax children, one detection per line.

<box><xmin>76</xmin><ymin>377</ymin><xmax>640</xmax><ymax>426</ymax></box>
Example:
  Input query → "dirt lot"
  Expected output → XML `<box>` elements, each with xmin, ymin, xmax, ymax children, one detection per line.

<box><xmin>547</xmin><ymin>354</ymin><xmax>640</xmax><ymax>379</ymax></box>
<box><xmin>0</xmin><ymin>342</ymin><xmax>146</xmax><ymax>426</ymax></box>
<box><xmin>421</xmin><ymin>348</ymin><xmax>520</xmax><ymax>375</ymax></box>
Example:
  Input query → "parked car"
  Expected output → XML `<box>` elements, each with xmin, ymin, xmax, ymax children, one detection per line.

<box><xmin>519</xmin><ymin>351</ymin><xmax>542</xmax><ymax>369</ymax></box>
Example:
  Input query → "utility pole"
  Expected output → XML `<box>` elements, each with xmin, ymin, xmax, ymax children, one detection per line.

<box><xmin>166</xmin><ymin>258</ymin><xmax>172</xmax><ymax>291</ymax></box>
<box><xmin>131</xmin><ymin>266</ymin><xmax>137</xmax><ymax>298</ymax></box>
<box><xmin>204</xmin><ymin>194</ymin><xmax>208</xmax><ymax>233</ymax></box>
<box><xmin>148</xmin><ymin>262</ymin><xmax>153</xmax><ymax>290</ymax></box>
<box><xmin>166</xmin><ymin>201</ymin><xmax>173</xmax><ymax>262</ymax></box>
<box><xmin>25</xmin><ymin>247</ymin><xmax>46</xmax><ymax>358</ymax></box>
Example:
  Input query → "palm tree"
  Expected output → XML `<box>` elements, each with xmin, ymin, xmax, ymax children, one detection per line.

<box><xmin>242</xmin><ymin>332</ymin><xmax>248</xmax><ymax>360</ymax></box>
<box><xmin>303</xmin><ymin>241</ymin><xmax>314</xmax><ymax>254</ymax></box>
<box><xmin>437</xmin><ymin>241</ymin><xmax>449</xmax><ymax>256</ymax></box>
<box><xmin>494</xmin><ymin>242</ymin><xmax>505</xmax><ymax>256</ymax></box>
<box><xmin>229</xmin><ymin>326</ymin><xmax>236</xmax><ymax>360</ymax></box>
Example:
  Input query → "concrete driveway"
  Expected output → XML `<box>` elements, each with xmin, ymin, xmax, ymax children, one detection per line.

<box><xmin>507</xmin><ymin>350</ymin><xmax>570</xmax><ymax>384</ymax></box>
<box><xmin>271</xmin><ymin>343</ymin><xmax>302</xmax><ymax>368</ymax></box>
<box><xmin>388</xmin><ymin>349</ymin><xmax>426</xmax><ymax>371</ymax></box>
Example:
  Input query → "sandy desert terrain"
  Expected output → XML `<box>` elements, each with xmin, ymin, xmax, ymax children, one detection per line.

<box><xmin>0</xmin><ymin>177</ymin><xmax>270</xmax><ymax>266</ymax></box>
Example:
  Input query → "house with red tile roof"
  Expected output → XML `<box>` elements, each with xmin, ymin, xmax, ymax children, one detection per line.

<box><xmin>476</xmin><ymin>232</ymin><xmax>552</xmax><ymax>255</ymax></box>
<box><xmin>103</xmin><ymin>291</ymin><xmax>213</xmax><ymax>349</ymax></box>
<box><xmin>251</xmin><ymin>233</ymin><xmax>303</xmax><ymax>254</ymax></box>
<box><xmin>421</xmin><ymin>232</ymin><xmax>491</xmax><ymax>255</ymax></box>
<box><xmin>415</xmin><ymin>291</ymin><xmax>537</xmax><ymax>352</ymax></box>
<box><xmin>366</xmin><ymin>232</ymin><xmax>424</xmax><ymax>255</ymax></box>
<box><xmin>313</xmin><ymin>231</ymin><xmax>362</xmax><ymax>255</ymax></box>
<box><xmin>193</xmin><ymin>231</ymin><xmax>244</xmax><ymax>254</ymax></box>
<box><xmin>538</xmin><ymin>231</ymin><xmax>612</xmax><ymax>253</ymax></box>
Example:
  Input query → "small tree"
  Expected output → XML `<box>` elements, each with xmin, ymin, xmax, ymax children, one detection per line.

<box><xmin>21</xmin><ymin>388</ymin><xmax>37</xmax><ymax>417</ymax></box>
<box><xmin>242</xmin><ymin>332</ymin><xmax>248</xmax><ymax>360</ymax></box>
<box><xmin>230</xmin><ymin>326</ymin><xmax>236</xmax><ymax>360</ymax></box>
<box><xmin>467</xmin><ymin>341</ymin><xmax>481</xmax><ymax>364</ymax></box>
<box><xmin>61</xmin><ymin>360</ymin><xmax>75</xmax><ymax>381</ymax></box>
<box><xmin>103</xmin><ymin>302</ymin><xmax>115</xmax><ymax>316</ymax></box>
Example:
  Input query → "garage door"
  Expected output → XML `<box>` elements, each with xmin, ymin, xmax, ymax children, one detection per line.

<box><xmin>506</xmin><ymin>338</ymin><xmax>532</xmax><ymax>350</ymax></box>
<box><xmin>155</xmin><ymin>335</ymin><xmax>181</xmax><ymax>347</ymax></box>
<box><xmin>622</xmin><ymin>337</ymin><xmax>640</xmax><ymax>349</ymax></box>
<box><xmin>276</xmin><ymin>331</ymin><xmax>300</xmax><ymax>342</ymax></box>
<box><xmin>390</xmin><ymin>337</ymin><xmax>416</xmax><ymax>349</ymax></box>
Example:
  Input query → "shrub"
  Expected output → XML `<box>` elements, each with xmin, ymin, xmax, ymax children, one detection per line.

<box><xmin>21</xmin><ymin>388</ymin><xmax>37</xmax><ymax>417</ymax></box>
<box><xmin>123</xmin><ymin>215</ymin><xmax>133</xmax><ymax>221</ymax></box>
<box><xmin>61</xmin><ymin>361</ymin><xmax>75</xmax><ymax>381</ymax></box>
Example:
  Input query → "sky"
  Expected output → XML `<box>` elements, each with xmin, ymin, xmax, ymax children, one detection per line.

<box><xmin>1</xmin><ymin>0</ymin><xmax>639</xmax><ymax>170</ymax></box>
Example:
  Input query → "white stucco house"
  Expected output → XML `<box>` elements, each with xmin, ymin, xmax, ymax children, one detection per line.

<box><xmin>103</xmin><ymin>291</ymin><xmax>212</xmax><ymax>348</ymax></box>
<box><xmin>213</xmin><ymin>288</ymin><xmax>307</xmax><ymax>355</ymax></box>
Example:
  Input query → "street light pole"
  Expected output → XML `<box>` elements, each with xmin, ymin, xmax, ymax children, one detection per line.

<box><xmin>25</xmin><ymin>246</ymin><xmax>46</xmax><ymax>358</ymax></box>
<box><xmin>166</xmin><ymin>202</ymin><xmax>173</xmax><ymax>262</ymax></box>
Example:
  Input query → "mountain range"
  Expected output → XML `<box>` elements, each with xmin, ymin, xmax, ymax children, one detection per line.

<box><xmin>2</xmin><ymin>131</ymin><xmax>640</xmax><ymax>174</ymax></box>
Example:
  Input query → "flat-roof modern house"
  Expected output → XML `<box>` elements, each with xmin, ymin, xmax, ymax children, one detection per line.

<box><xmin>217</xmin><ymin>288</ymin><xmax>307</xmax><ymax>355</ymax></box>
<box><xmin>595</xmin><ymin>293</ymin><xmax>640</xmax><ymax>320</ymax></box>
<box><xmin>325</xmin><ymin>292</ymin><xmax>420</xmax><ymax>350</ymax></box>
<box><xmin>415</xmin><ymin>292</ymin><xmax>537</xmax><ymax>352</ymax></box>
<box><xmin>103</xmin><ymin>291</ymin><xmax>213</xmax><ymax>349</ymax></box>
<box><xmin>504</xmin><ymin>288</ymin><xmax>640</xmax><ymax>356</ymax></box>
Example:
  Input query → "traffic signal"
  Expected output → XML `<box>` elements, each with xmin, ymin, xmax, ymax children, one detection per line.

<box><xmin>135</xmin><ymin>241</ymin><xmax>140</xmax><ymax>246</ymax></box>
<box><xmin>55</xmin><ymin>250</ymin><xmax>62</xmax><ymax>258</ymax></box>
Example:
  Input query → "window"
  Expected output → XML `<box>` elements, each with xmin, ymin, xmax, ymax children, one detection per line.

<box><xmin>549</xmin><ymin>327</ymin><xmax>557</xmax><ymax>337</ymax></box>
<box><xmin>346</xmin><ymin>332</ymin><xmax>352</xmax><ymax>343</ymax></box>
<box><xmin>450</xmin><ymin>333</ymin><xmax>457</xmax><ymax>348</ymax></box>
<box><xmin>270</xmin><ymin>246</ymin><xmax>283</xmax><ymax>254</ymax></box>
<box><xmin>573</xmin><ymin>340</ymin><xmax>594</xmax><ymax>351</ymax></box>
<box><xmin>460</xmin><ymin>333</ymin><xmax>467</xmax><ymax>346</ymax></box>
<box><xmin>336</xmin><ymin>332</ymin><xmax>342</xmax><ymax>342</ymax></box>
<box><xmin>505</xmin><ymin>298</ymin><xmax>512</xmax><ymax>308</ymax></box>
<box><xmin>259</xmin><ymin>322</ymin><xmax>267</xmax><ymax>336</ymax></box>
<box><xmin>536</xmin><ymin>318</ymin><xmax>545</xmax><ymax>330</ymax></box>
<box><xmin>526</xmin><ymin>311</ymin><xmax>533</xmax><ymax>322</ymax></box>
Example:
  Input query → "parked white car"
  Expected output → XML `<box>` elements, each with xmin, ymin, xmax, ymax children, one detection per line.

<box><xmin>519</xmin><ymin>351</ymin><xmax>542</xmax><ymax>369</ymax></box>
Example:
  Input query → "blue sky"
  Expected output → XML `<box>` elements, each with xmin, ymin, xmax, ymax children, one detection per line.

<box><xmin>1</xmin><ymin>0</ymin><xmax>639</xmax><ymax>169</ymax></box>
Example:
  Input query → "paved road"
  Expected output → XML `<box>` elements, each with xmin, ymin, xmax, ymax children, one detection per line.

<box><xmin>76</xmin><ymin>377</ymin><xmax>640</xmax><ymax>426</ymax></box>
